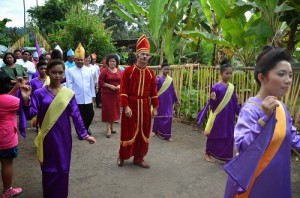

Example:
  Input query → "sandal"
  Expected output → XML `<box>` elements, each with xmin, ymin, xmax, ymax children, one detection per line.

<box><xmin>2</xmin><ymin>187</ymin><xmax>22</xmax><ymax>198</ymax></box>
<box><xmin>111</xmin><ymin>131</ymin><xmax>117</xmax><ymax>134</ymax></box>
<box><xmin>106</xmin><ymin>134</ymin><xmax>111</xmax><ymax>138</ymax></box>
<box><xmin>117</xmin><ymin>157</ymin><xmax>124</xmax><ymax>167</ymax></box>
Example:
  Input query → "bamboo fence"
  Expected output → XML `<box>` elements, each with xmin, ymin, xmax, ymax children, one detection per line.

<box><xmin>149</xmin><ymin>65</ymin><xmax>300</xmax><ymax>128</ymax></box>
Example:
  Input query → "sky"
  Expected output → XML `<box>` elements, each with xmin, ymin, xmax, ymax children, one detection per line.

<box><xmin>0</xmin><ymin>0</ymin><xmax>104</xmax><ymax>28</ymax></box>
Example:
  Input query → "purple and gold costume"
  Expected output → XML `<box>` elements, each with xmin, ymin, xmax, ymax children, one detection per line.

<box><xmin>224</xmin><ymin>97</ymin><xmax>300</xmax><ymax>198</ymax></box>
<box><xmin>198</xmin><ymin>82</ymin><xmax>240</xmax><ymax>161</ymax></box>
<box><xmin>24</xmin><ymin>86</ymin><xmax>88</xmax><ymax>198</ymax></box>
<box><xmin>152</xmin><ymin>75</ymin><xmax>178</xmax><ymax>140</ymax></box>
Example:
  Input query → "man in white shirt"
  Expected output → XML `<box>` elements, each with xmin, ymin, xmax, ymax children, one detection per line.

<box><xmin>65</xmin><ymin>43</ymin><xmax>95</xmax><ymax>135</ymax></box>
<box><xmin>16</xmin><ymin>50</ymin><xmax>36</xmax><ymax>80</ymax></box>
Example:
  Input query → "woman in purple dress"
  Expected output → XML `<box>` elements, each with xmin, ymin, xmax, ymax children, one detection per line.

<box><xmin>21</xmin><ymin>60</ymin><xmax>96</xmax><ymax>198</ymax></box>
<box><xmin>152</xmin><ymin>61</ymin><xmax>179</xmax><ymax>141</ymax></box>
<box><xmin>198</xmin><ymin>58</ymin><xmax>240</xmax><ymax>163</ymax></box>
<box><xmin>224</xmin><ymin>47</ymin><xmax>300</xmax><ymax>198</ymax></box>
<box><xmin>29</xmin><ymin>61</ymin><xmax>49</xmax><ymax>93</ymax></box>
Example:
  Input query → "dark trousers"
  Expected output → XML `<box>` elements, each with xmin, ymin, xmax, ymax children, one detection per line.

<box><xmin>96</xmin><ymin>91</ymin><xmax>101</xmax><ymax>107</ymax></box>
<box><xmin>78</xmin><ymin>103</ymin><xmax>94</xmax><ymax>130</ymax></box>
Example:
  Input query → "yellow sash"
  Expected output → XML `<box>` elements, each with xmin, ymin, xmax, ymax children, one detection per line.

<box><xmin>157</xmin><ymin>75</ymin><xmax>172</xmax><ymax>96</ymax></box>
<box><xmin>43</xmin><ymin>76</ymin><xmax>50</xmax><ymax>87</ymax></box>
<box><xmin>236</xmin><ymin>102</ymin><xmax>286</xmax><ymax>198</ymax></box>
<box><xmin>205</xmin><ymin>83</ymin><xmax>234</xmax><ymax>134</ymax></box>
<box><xmin>34</xmin><ymin>87</ymin><xmax>74</xmax><ymax>162</ymax></box>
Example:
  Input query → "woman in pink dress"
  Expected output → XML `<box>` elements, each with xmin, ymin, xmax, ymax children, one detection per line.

<box><xmin>98</xmin><ymin>54</ymin><xmax>122</xmax><ymax>138</ymax></box>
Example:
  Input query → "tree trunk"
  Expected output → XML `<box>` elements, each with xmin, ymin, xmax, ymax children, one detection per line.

<box><xmin>23</xmin><ymin>0</ymin><xmax>26</xmax><ymax>35</ymax></box>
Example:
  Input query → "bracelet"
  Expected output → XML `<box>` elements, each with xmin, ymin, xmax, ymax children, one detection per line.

<box><xmin>258</xmin><ymin>118</ymin><xmax>266</xmax><ymax>126</ymax></box>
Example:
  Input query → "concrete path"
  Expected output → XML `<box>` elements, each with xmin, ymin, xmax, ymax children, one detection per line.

<box><xmin>7</xmin><ymin>109</ymin><xmax>300</xmax><ymax>197</ymax></box>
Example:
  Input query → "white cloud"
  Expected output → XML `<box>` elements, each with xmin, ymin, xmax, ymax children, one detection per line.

<box><xmin>0</xmin><ymin>0</ymin><xmax>103</xmax><ymax>28</ymax></box>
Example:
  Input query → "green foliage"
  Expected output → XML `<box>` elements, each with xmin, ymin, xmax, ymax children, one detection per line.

<box><xmin>99</xmin><ymin>0</ymin><xmax>145</xmax><ymax>40</ymax></box>
<box><xmin>49</xmin><ymin>4</ymin><xmax>115</xmax><ymax>60</ymax></box>
<box><xmin>0</xmin><ymin>18</ymin><xmax>19</xmax><ymax>47</ymax></box>
<box><xmin>27</xmin><ymin>0</ymin><xmax>69</xmax><ymax>35</ymax></box>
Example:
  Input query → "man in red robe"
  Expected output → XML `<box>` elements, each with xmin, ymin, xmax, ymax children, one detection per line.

<box><xmin>118</xmin><ymin>35</ymin><xmax>159</xmax><ymax>168</ymax></box>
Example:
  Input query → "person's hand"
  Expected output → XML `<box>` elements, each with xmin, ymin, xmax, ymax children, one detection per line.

<box><xmin>86</xmin><ymin>136</ymin><xmax>96</xmax><ymax>144</ymax></box>
<box><xmin>116</xmin><ymin>85</ymin><xmax>120</xmax><ymax>90</ymax></box>
<box><xmin>261</xmin><ymin>96</ymin><xmax>279</xmax><ymax>117</ymax></box>
<box><xmin>125</xmin><ymin>106</ymin><xmax>132</xmax><ymax>117</ymax></box>
<box><xmin>20</xmin><ymin>85</ymin><xmax>32</xmax><ymax>104</ymax></box>
<box><xmin>210</xmin><ymin>92</ymin><xmax>216</xmax><ymax>101</ymax></box>
<box><xmin>109</xmin><ymin>84</ymin><xmax>118</xmax><ymax>91</ymax></box>
<box><xmin>152</xmin><ymin>107</ymin><xmax>158</xmax><ymax>117</ymax></box>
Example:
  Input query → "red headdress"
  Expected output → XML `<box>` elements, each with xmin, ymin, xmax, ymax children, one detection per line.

<box><xmin>136</xmin><ymin>34</ymin><xmax>150</xmax><ymax>54</ymax></box>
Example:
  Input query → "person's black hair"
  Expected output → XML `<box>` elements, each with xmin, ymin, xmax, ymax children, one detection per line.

<box><xmin>127</xmin><ymin>52</ymin><xmax>136</xmax><ymax>65</ymax></box>
<box><xmin>256</xmin><ymin>45</ymin><xmax>274</xmax><ymax>64</ymax></box>
<box><xmin>22</xmin><ymin>50</ymin><xmax>31</xmax><ymax>55</ymax></box>
<box><xmin>106</xmin><ymin>54</ymin><xmax>119</xmax><ymax>67</ymax></box>
<box><xmin>0</xmin><ymin>71</ymin><xmax>11</xmax><ymax>94</ymax></box>
<box><xmin>254</xmin><ymin>48</ymin><xmax>292</xmax><ymax>87</ymax></box>
<box><xmin>51</xmin><ymin>49</ymin><xmax>63</xmax><ymax>61</ymax></box>
<box><xmin>219</xmin><ymin>57</ymin><xmax>232</xmax><ymax>73</ymax></box>
<box><xmin>161</xmin><ymin>59</ymin><xmax>170</xmax><ymax>68</ymax></box>
<box><xmin>38</xmin><ymin>54</ymin><xmax>46</xmax><ymax>62</ymax></box>
<box><xmin>3</xmin><ymin>52</ymin><xmax>16</xmax><ymax>65</ymax></box>
<box><xmin>37</xmin><ymin>61</ymin><xmax>47</xmax><ymax>68</ymax></box>
<box><xmin>13</xmin><ymin>49</ymin><xmax>21</xmax><ymax>54</ymax></box>
<box><xmin>47</xmin><ymin>60</ymin><xmax>65</xmax><ymax>71</ymax></box>
<box><xmin>85</xmin><ymin>54</ymin><xmax>91</xmax><ymax>59</ymax></box>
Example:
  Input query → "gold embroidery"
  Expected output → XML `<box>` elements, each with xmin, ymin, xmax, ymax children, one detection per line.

<box><xmin>258</xmin><ymin>118</ymin><xmax>266</xmax><ymax>126</ymax></box>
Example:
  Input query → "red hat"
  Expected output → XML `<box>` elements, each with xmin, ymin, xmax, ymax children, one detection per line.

<box><xmin>136</xmin><ymin>34</ymin><xmax>150</xmax><ymax>54</ymax></box>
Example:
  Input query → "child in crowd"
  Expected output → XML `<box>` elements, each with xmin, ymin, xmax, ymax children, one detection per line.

<box><xmin>152</xmin><ymin>60</ymin><xmax>180</xmax><ymax>141</ymax></box>
<box><xmin>29</xmin><ymin>61</ymin><xmax>50</xmax><ymax>129</ymax></box>
<box><xmin>21</xmin><ymin>60</ymin><xmax>96</xmax><ymax>198</ymax></box>
<box><xmin>198</xmin><ymin>58</ymin><xmax>240</xmax><ymax>162</ymax></box>
<box><xmin>0</xmin><ymin>71</ymin><xmax>23</xmax><ymax>198</ymax></box>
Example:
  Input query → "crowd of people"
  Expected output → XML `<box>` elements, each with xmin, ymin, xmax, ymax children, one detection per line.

<box><xmin>0</xmin><ymin>34</ymin><xmax>299</xmax><ymax>198</ymax></box>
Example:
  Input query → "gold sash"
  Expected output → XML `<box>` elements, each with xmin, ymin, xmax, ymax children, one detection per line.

<box><xmin>43</xmin><ymin>76</ymin><xmax>50</xmax><ymax>87</ymax></box>
<box><xmin>235</xmin><ymin>102</ymin><xmax>286</xmax><ymax>198</ymax></box>
<box><xmin>157</xmin><ymin>75</ymin><xmax>172</xmax><ymax>96</ymax></box>
<box><xmin>205</xmin><ymin>83</ymin><xmax>234</xmax><ymax>134</ymax></box>
<box><xmin>34</xmin><ymin>87</ymin><xmax>74</xmax><ymax>162</ymax></box>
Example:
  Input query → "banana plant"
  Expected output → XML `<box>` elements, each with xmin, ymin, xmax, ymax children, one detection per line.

<box><xmin>179</xmin><ymin>0</ymin><xmax>273</xmax><ymax>66</ymax></box>
<box><xmin>110</xmin><ymin>0</ymin><xmax>190</xmax><ymax>64</ymax></box>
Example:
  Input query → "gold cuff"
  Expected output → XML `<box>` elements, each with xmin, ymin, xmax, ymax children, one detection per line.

<box><xmin>258</xmin><ymin>118</ymin><xmax>266</xmax><ymax>126</ymax></box>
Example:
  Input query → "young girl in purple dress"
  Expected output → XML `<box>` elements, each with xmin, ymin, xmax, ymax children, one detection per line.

<box><xmin>198</xmin><ymin>58</ymin><xmax>240</xmax><ymax>163</ymax></box>
<box><xmin>21</xmin><ymin>60</ymin><xmax>96</xmax><ymax>198</ymax></box>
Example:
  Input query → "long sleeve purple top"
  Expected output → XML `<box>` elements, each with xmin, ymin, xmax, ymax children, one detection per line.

<box><xmin>24</xmin><ymin>86</ymin><xmax>88</xmax><ymax>173</ymax></box>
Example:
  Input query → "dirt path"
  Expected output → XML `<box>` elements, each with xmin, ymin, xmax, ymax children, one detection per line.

<box><xmin>7</xmin><ymin>109</ymin><xmax>300</xmax><ymax>197</ymax></box>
